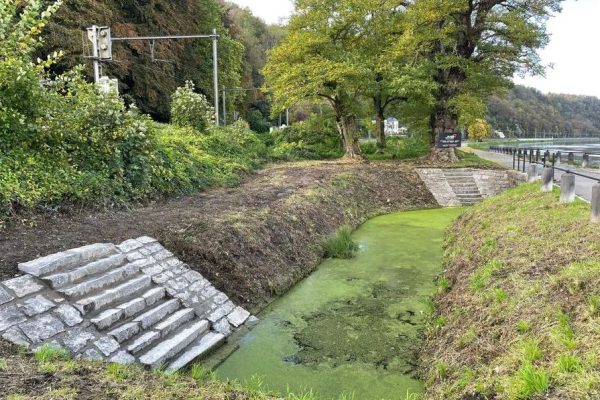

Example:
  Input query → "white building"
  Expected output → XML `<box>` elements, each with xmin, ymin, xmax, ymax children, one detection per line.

<box><xmin>385</xmin><ymin>117</ymin><xmax>400</xmax><ymax>136</ymax></box>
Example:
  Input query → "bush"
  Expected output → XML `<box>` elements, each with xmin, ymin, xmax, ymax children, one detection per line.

<box><xmin>269</xmin><ymin>114</ymin><xmax>343</xmax><ymax>160</ymax></box>
<box><xmin>362</xmin><ymin>137</ymin><xmax>429</xmax><ymax>160</ymax></box>
<box><xmin>171</xmin><ymin>81</ymin><xmax>215</xmax><ymax>132</ymax></box>
<box><xmin>322</xmin><ymin>226</ymin><xmax>359</xmax><ymax>259</ymax></box>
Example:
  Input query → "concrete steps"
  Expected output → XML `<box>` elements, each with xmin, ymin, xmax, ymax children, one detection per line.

<box><xmin>1</xmin><ymin>237</ymin><xmax>256</xmax><ymax>371</ymax></box>
<box><xmin>416</xmin><ymin>168</ymin><xmax>519</xmax><ymax>207</ymax></box>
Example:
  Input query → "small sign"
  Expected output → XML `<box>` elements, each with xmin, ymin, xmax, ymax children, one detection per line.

<box><xmin>437</xmin><ymin>131</ymin><xmax>462</xmax><ymax>149</ymax></box>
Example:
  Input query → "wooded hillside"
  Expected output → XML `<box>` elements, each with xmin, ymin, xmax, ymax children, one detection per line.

<box><xmin>487</xmin><ymin>86</ymin><xmax>600</xmax><ymax>137</ymax></box>
<box><xmin>38</xmin><ymin>0</ymin><xmax>281</xmax><ymax>122</ymax></box>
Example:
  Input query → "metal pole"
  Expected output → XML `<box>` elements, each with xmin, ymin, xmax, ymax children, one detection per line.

<box><xmin>91</xmin><ymin>25</ymin><xmax>100</xmax><ymax>83</ymax></box>
<box><xmin>222</xmin><ymin>85</ymin><xmax>227</xmax><ymax>125</ymax></box>
<box><xmin>212</xmin><ymin>29</ymin><xmax>219</xmax><ymax>126</ymax></box>
<box><xmin>286</xmin><ymin>108</ymin><xmax>289</xmax><ymax>126</ymax></box>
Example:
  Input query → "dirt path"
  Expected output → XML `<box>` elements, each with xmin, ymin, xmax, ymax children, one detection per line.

<box><xmin>0</xmin><ymin>160</ymin><xmax>437</xmax><ymax>311</ymax></box>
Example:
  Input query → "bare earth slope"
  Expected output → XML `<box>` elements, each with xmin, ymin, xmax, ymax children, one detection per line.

<box><xmin>0</xmin><ymin>161</ymin><xmax>436</xmax><ymax>312</ymax></box>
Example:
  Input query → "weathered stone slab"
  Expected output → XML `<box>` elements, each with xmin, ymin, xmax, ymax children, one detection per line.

<box><xmin>213</xmin><ymin>318</ymin><xmax>232</xmax><ymax>335</ymax></box>
<box><xmin>20</xmin><ymin>314</ymin><xmax>65</xmax><ymax>343</ymax></box>
<box><xmin>110</xmin><ymin>350</ymin><xmax>135</xmax><ymax>365</ymax></box>
<box><xmin>166</xmin><ymin>332</ymin><xmax>225</xmax><ymax>371</ymax></box>
<box><xmin>0</xmin><ymin>286</ymin><xmax>14</xmax><ymax>305</ymax></box>
<box><xmin>208</xmin><ymin>301</ymin><xmax>235</xmax><ymax>323</ymax></box>
<box><xmin>20</xmin><ymin>295</ymin><xmax>55</xmax><ymax>316</ymax></box>
<box><xmin>94</xmin><ymin>336</ymin><xmax>120</xmax><ymax>356</ymax></box>
<box><xmin>75</xmin><ymin>275</ymin><xmax>152</xmax><ymax>315</ymax></box>
<box><xmin>118</xmin><ymin>239</ymin><xmax>144</xmax><ymax>253</ymax></box>
<box><xmin>138</xmin><ymin>320</ymin><xmax>209</xmax><ymax>368</ymax></box>
<box><xmin>54</xmin><ymin>304</ymin><xmax>83</xmax><ymax>327</ymax></box>
<box><xmin>227</xmin><ymin>307</ymin><xmax>250</xmax><ymax>328</ymax></box>
<box><xmin>128</xmin><ymin>331</ymin><xmax>160</xmax><ymax>354</ymax></box>
<box><xmin>142</xmin><ymin>287</ymin><xmax>165</xmax><ymax>307</ymax></box>
<box><xmin>18</xmin><ymin>252</ymin><xmax>81</xmax><ymax>277</ymax></box>
<box><xmin>2</xmin><ymin>327</ymin><xmax>31</xmax><ymax>347</ymax></box>
<box><xmin>0</xmin><ymin>305</ymin><xmax>27</xmax><ymax>331</ymax></box>
<box><xmin>60</xmin><ymin>328</ymin><xmax>96</xmax><ymax>353</ymax></box>
<box><xmin>3</xmin><ymin>275</ymin><xmax>44</xmax><ymax>297</ymax></box>
<box><xmin>134</xmin><ymin>299</ymin><xmax>180</xmax><ymax>329</ymax></box>
<box><xmin>108</xmin><ymin>322</ymin><xmax>140</xmax><ymax>343</ymax></box>
<box><xmin>155</xmin><ymin>308</ymin><xmax>195</xmax><ymax>337</ymax></box>
<box><xmin>91</xmin><ymin>308</ymin><xmax>123</xmax><ymax>330</ymax></box>
<box><xmin>117</xmin><ymin>297</ymin><xmax>146</xmax><ymax>318</ymax></box>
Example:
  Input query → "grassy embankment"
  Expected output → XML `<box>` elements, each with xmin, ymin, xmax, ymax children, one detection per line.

<box><xmin>422</xmin><ymin>183</ymin><xmax>600</xmax><ymax>399</ymax></box>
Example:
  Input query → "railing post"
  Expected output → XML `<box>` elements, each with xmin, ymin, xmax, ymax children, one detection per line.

<box><xmin>541</xmin><ymin>167</ymin><xmax>554</xmax><ymax>192</ymax></box>
<box><xmin>560</xmin><ymin>173</ymin><xmax>576</xmax><ymax>203</ymax></box>
<box><xmin>527</xmin><ymin>164</ymin><xmax>538</xmax><ymax>183</ymax></box>
<box><xmin>513</xmin><ymin>149</ymin><xmax>516</xmax><ymax>170</ymax></box>
<box><xmin>592</xmin><ymin>183</ymin><xmax>600</xmax><ymax>223</ymax></box>
<box><xmin>556</xmin><ymin>151</ymin><xmax>562</xmax><ymax>163</ymax></box>
<box><xmin>568</xmin><ymin>152</ymin><xmax>575</xmax><ymax>164</ymax></box>
<box><xmin>583</xmin><ymin>153</ymin><xmax>590</xmax><ymax>168</ymax></box>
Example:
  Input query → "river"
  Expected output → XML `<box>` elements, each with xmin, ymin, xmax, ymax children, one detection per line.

<box><xmin>216</xmin><ymin>208</ymin><xmax>464</xmax><ymax>400</ymax></box>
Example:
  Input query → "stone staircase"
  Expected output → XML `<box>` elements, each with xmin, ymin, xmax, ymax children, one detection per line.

<box><xmin>0</xmin><ymin>238</ymin><xmax>255</xmax><ymax>371</ymax></box>
<box><xmin>442</xmin><ymin>170</ymin><xmax>484</xmax><ymax>206</ymax></box>
<box><xmin>416</xmin><ymin>168</ymin><xmax>520</xmax><ymax>207</ymax></box>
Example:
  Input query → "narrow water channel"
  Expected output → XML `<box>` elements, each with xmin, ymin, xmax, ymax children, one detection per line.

<box><xmin>216</xmin><ymin>208</ymin><xmax>464</xmax><ymax>399</ymax></box>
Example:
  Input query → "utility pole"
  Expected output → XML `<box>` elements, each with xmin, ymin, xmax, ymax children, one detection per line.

<box><xmin>222</xmin><ymin>85</ymin><xmax>227</xmax><ymax>125</ymax></box>
<box><xmin>212</xmin><ymin>29</ymin><xmax>220</xmax><ymax>126</ymax></box>
<box><xmin>88</xmin><ymin>27</ymin><xmax>221</xmax><ymax>125</ymax></box>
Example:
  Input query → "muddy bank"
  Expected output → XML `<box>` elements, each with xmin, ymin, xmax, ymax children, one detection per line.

<box><xmin>0</xmin><ymin>161</ymin><xmax>436</xmax><ymax>312</ymax></box>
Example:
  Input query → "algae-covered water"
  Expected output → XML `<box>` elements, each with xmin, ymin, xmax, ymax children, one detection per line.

<box><xmin>216</xmin><ymin>208</ymin><xmax>464</xmax><ymax>399</ymax></box>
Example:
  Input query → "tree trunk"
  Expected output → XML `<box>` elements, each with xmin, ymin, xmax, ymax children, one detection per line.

<box><xmin>373</xmin><ymin>97</ymin><xmax>386</xmax><ymax>152</ymax></box>
<box><xmin>429</xmin><ymin>104</ymin><xmax>459</xmax><ymax>163</ymax></box>
<box><xmin>341</xmin><ymin>114</ymin><xmax>362</xmax><ymax>158</ymax></box>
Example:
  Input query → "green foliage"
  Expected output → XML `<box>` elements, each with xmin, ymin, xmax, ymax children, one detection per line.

<box><xmin>361</xmin><ymin>137</ymin><xmax>429</xmax><ymax>161</ymax></box>
<box><xmin>516</xmin><ymin>321</ymin><xmax>532</xmax><ymax>334</ymax></box>
<box><xmin>106</xmin><ymin>363</ymin><xmax>131</xmax><ymax>382</ymax></box>
<box><xmin>35</xmin><ymin>344</ymin><xmax>70</xmax><ymax>363</ymax></box>
<box><xmin>171</xmin><ymin>81</ymin><xmax>215</xmax><ymax>132</ymax></box>
<box><xmin>322</xmin><ymin>226</ymin><xmax>359</xmax><ymax>259</ymax></box>
<box><xmin>557</xmin><ymin>355</ymin><xmax>582</xmax><ymax>374</ymax></box>
<box><xmin>269</xmin><ymin>115</ymin><xmax>343</xmax><ymax>161</ymax></box>
<box><xmin>513</xmin><ymin>364</ymin><xmax>550</xmax><ymax>399</ymax></box>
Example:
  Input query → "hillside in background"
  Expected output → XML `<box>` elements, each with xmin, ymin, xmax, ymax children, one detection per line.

<box><xmin>39</xmin><ymin>0</ymin><xmax>282</xmax><ymax>123</ymax></box>
<box><xmin>487</xmin><ymin>85</ymin><xmax>600</xmax><ymax>137</ymax></box>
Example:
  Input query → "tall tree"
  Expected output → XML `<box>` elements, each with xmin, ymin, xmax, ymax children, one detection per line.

<box><xmin>263</xmin><ymin>0</ymin><xmax>372</xmax><ymax>158</ymax></box>
<box><xmin>403</xmin><ymin>0</ymin><xmax>562</xmax><ymax>160</ymax></box>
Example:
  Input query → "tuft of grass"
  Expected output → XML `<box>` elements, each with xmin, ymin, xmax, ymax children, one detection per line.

<box><xmin>514</xmin><ymin>364</ymin><xmax>550</xmax><ymax>399</ymax></box>
<box><xmin>0</xmin><ymin>358</ymin><xmax>6</xmax><ymax>371</ymax></box>
<box><xmin>189</xmin><ymin>363</ymin><xmax>217</xmax><ymax>383</ymax></box>
<box><xmin>322</xmin><ymin>226</ymin><xmax>359</xmax><ymax>259</ymax></box>
<box><xmin>436</xmin><ymin>276</ymin><xmax>452</xmax><ymax>294</ymax></box>
<box><xmin>557</xmin><ymin>354</ymin><xmax>582</xmax><ymax>373</ymax></box>
<box><xmin>521</xmin><ymin>339</ymin><xmax>543</xmax><ymax>363</ymax></box>
<box><xmin>106</xmin><ymin>363</ymin><xmax>131</xmax><ymax>382</ymax></box>
<box><xmin>435</xmin><ymin>362</ymin><xmax>449</xmax><ymax>381</ymax></box>
<box><xmin>469</xmin><ymin>259</ymin><xmax>502</xmax><ymax>292</ymax></box>
<box><xmin>588</xmin><ymin>295</ymin><xmax>600</xmax><ymax>317</ymax></box>
<box><xmin>34</xmin><ymin>344</ymin><xmax>70</xmax><ymax>363</ymax></box>
<box><xmin>516</xmin><ymin>320</ymin><xmax>531</xmax><ymax>334</ymax></box>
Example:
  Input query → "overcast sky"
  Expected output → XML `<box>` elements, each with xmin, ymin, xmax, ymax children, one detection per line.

<box><xmin>229</xmin><ymin>0</ymin><xmax>600</xmax><ymax>98</ymax></box>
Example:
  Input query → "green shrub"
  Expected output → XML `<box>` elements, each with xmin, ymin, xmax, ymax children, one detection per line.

<box><xmin>269</xmin><ymin>114</ymin><xmax>343</xmax><ymax>160</ymax></box>
<box><xmin>170</xmin><ymin>81</ymin><xmax>215</xmax><ymax>132</ymax></box>
<box><xmin>322</xmin><ymin>226</ymin><xmax>359</xmax><ymax>259</ymax></box>
<box><xmin>362</xmin><ymin>137</ymin><xmax>429</xmax><ymax>161</ymax></box>
<box><xmin>35</xmin><ymin>344</ymin><xmax>70</xmax><ymax>363</ymax></box>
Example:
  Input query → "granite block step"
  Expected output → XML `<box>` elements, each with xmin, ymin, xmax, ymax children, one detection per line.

<box><xmin>166</xmin><ymin>332</ymin><xmax>226</xmax><ymax>372</ymax></box>
<box><xmin>59</xmin><ymin>261</ymin><xmax>143</xmax><ymax>299</ymax></box>
<box><xmin>74</xmin><ymin>275</ymin><xmax>152</xmax><ymax>315</ymax></box>
<box><xmin>44</xmin><ymin>254</ymin><xmax>128</xmax><ymax>289</ymax></box>
<box><xmin>138</xmin><ymin>320</ymin><xmax>209</xmax><ymax>368</ymax></box>
<box><xmin>19</xmin><ymin>244</ymin><xmax>118</xmax><ymax>277</ymax></box>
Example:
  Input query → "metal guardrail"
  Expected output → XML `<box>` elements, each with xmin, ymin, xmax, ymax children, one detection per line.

<box><xmin>489</xmin><ymin>146</ymin><xmax>600</xmax><ymax>183</ymax></box>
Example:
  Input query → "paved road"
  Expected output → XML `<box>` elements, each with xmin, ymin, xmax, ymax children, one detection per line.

<box><xmin>474</xmin><ymin>149</ymin><xmax>600</xmax><ymax>201</ymax></box>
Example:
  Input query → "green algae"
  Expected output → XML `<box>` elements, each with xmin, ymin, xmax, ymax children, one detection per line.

<box><xmin>216</xmin><ymin>208</ymin><xmax>464</xmax><ymax>400</ymax></box>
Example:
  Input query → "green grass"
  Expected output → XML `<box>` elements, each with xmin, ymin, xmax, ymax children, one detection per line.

<box><xmin>322</xmin><ymin>226</ymin><xmax>359</xmax><ymax>259</ymax></box>
<box><xmin>514</xmin><ymin>364</ymin><xmax>550</xmax><ymax>399</ymax></box>
<box><xmin>34</xmin><ymin>344</ymin><xmax>70</xmax><ymax>363</ymax></box>
<box><xmin>421</xmin><ymin>183</ymin><xmax>600</xmax><ymax>399</ymax></box>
